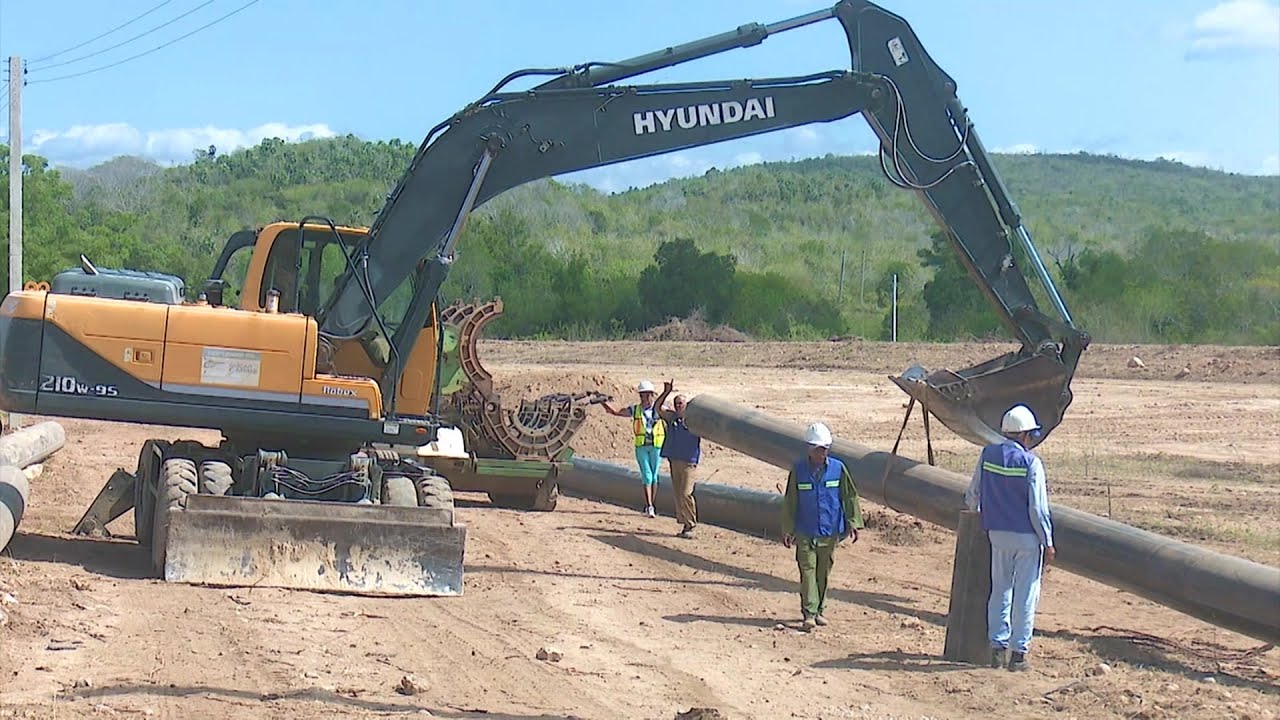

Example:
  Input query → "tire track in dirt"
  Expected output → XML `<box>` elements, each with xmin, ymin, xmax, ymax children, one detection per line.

<box><xmin>495</xmin><ymin>498</ymin><xmax>975</xmax><ymax>720</ymax></box>
<box><xmin>430</xmin><ymin>506</ymin><xmax>730</xmax><ymax>717</ymax></box>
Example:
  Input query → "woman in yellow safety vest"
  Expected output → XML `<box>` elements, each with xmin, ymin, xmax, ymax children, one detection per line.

<box><xmin>601</xmin><ymin>379</ymin><xmax>671</xmax><ymax>517</ymax></box>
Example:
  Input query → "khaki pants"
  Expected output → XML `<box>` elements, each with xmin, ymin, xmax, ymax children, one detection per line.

<box><xmin>669</xmin><ymin>460</ymin><xmax>698</xmax><ymax>528</ymax></box>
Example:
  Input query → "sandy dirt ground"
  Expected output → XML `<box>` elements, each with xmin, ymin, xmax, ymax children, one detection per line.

<box><xmin>1</xmin><ymin>340</ymin><xmax>1277</xmax><ymax>720</ymax></box>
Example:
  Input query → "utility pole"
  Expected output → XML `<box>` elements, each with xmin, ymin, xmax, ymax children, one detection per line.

<box><xmin>6</xmin><ymin>56</ymin><xmax>21</xmax><ymax>432</ymax></box>
<box><xmin>891</xmin><ymin>272</ymin><xmax>898</xmax><ymax>342</ymax></box>
<box><xmin>858</xmin><ymin>246</ymin><xmax>867</xmax><ymax>306</ymax></box>
<box><xmin>7</xmin><ymin>56</ymin><xmax>21</xmax><ymax>295</ymax></box>
<box><xmin>836</xmin><ymin>249</ymin><xmax>846</xmax><ymax>304</ymax></box>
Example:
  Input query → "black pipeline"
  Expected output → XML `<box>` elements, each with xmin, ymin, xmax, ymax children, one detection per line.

<box><xmin>659</xmin><ymin>393</ymin><xmax>1278</xmax><ymax>645</ymax></box>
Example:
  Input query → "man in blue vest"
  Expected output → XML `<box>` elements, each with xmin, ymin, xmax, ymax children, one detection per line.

<box><xmin>658</xmin><ymin>392</ymin><xmax>702</xmax><ymax>539</ymax></box>
<box><xmin>964</xmin><ymin>404</ymin><xmax>1056</xmax><ymax>672</ymax></box>
<box><xmin>780</xmin><ymin>422</ymin><xmax>864</xmax><ymax>631</ymax></box>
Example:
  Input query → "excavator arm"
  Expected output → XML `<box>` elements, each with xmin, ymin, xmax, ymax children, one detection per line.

<box><xmin>319</xmin><ymin>0</ymin><xmax>1090</xmax><ymax>447</ymax></box>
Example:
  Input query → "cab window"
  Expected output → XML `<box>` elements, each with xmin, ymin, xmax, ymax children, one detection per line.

<box><xmin>259</xmin><ymin>228</ymin><xmax>364</xmax><ymax>316</ymax></box>
<box><xmin>258</xmin><ymin>226</ymin><xmax>421</xmax><ymax>333</ymax></box>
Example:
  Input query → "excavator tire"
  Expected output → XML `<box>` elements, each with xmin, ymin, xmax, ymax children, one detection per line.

<box><xmin>199</xmin><ymin>460</ymin><xmax>234</xmax><ymax>496</ymax></box>
<box><xmin>415</xmin><ymin>474</ymin><xmax>455</xmax><ymax>512</ymax></box>
<box><xmin>152</xmin><ymin>457</ymin><xmax>197</xmax><ymax>575</ymax></box>
<box><xmin>132</xmin><ymin>439</ymin><xmax>170</xmax><ymax>547</ymax></box>
<box><xmin>381</xmin><ymin>475</ymin><xmax>418</xmax><ymax>507</ymax></box>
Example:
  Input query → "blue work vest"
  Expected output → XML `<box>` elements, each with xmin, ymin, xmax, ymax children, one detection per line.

<box><xmin>793</xmin><ymin>457</ymin><xmax>846</xmax><ymax>538</ymax></box>
<box><xmin>977</xmin><ymin>440</ymin><xmax>1037</xmax><ymax>535</ymax></box>
<box><xmin>660</xmin><ymin>416</ymin><xmax>701</xmax><ymax>464</ymax></box>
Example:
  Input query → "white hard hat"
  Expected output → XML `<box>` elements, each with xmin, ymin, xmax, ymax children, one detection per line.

<box><xmin>804</xmin><ymin>422</ymin><xmax>833</xmax><ymax>448</ymax></box>
<box><xmin>1001</xmin><ymin>405</ymin><xmax>1040</xmax><ymax>433</ymax></box>
<box><xmin>637</xmin><ymin>380</ymin><xmax>656</xmax><ymax>393</ymax></box>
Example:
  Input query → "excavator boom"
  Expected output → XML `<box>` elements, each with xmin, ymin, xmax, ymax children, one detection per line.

<box><xmin>317</xmin><ymin>1</ymin><xmax>1088</xmax><ymax>446</ymax></box>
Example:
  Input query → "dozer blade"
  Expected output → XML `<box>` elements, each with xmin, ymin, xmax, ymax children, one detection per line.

<box><xmin>161</xmin><ymin>495</ymin><xmax>466</xmax><ymax>596</ymax></box>
<box><xmin>889</xmin><ymin>350</ymin><xmax>1075</xmax><ymax>449</ymax></box>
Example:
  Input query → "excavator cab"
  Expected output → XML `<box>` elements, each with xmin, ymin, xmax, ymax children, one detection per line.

<box><xmin>204</xmin><ymin>221</ymin><xmax>609</xmax><ymax>455</ymax></box>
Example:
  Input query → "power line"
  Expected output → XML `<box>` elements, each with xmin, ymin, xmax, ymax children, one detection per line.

<box><xmin>27</xmin><ymin>0</ymin><xmax>264</xmax><ymax>85</ymax></box>
<box><xmin>27</xmin><ymin>0</ymin><xmax>220</xmax><ymax>72</ymax></box>
<box><xmin>29</xmin><ymin>0</ymin><xmax>177</xmax><ymax>65</ymax></box>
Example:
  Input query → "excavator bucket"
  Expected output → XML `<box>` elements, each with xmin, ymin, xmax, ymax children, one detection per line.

<box><xmin>158</xmin><ymin>495</ymin><xmax>466</xmax><ymax>596</ymax></box>
<box><xmin>889</xmin><ymin>349</ymin><xmax>1075</xmax><ymax>449</ymax></box>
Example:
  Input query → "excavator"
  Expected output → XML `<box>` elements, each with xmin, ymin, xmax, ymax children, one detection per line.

<box><xmin>0</xmin><ymin>0</ymin><xmax>1088</xmax><ymax>597</ymax></box>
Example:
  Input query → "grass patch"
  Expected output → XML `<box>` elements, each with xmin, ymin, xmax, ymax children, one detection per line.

<box><xmin>1131</xmin><ymin>515</ymin><xmax>1277</xmax><ymax>550</ymax></box>
<box><xmin>1041</xmin><ymin>451</ymin><xmax>1280</xmax><ymax>488</ymax></box>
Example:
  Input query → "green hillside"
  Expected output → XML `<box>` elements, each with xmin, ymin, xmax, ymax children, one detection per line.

<box><xmin>2</xmin><ymin>136</ymin><xmax>1277</xmax><ymax>344</ymax></box>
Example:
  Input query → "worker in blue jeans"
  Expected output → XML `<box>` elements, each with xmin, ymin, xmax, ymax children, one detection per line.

<box><xmin>601</xmin><ymin>380</ymin><xmax>671</xmax><ymax>517</ymax></box>
<box><xmin>964</xmin><ymin>404</ymin><xmax>1056</xmax><ymax>672</ymax></box>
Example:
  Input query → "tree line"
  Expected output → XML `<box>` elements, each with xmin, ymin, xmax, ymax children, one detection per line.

<box><xmin>1</xmin><ymin>137</ymin><xmax>1276</xmax><ymax>345</ymax></box>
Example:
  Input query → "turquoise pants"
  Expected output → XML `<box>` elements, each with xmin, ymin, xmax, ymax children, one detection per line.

<box><xmin>635</xmin><ymin>445</ymin><xmax>661</xmax><ymax>486</ymax></box>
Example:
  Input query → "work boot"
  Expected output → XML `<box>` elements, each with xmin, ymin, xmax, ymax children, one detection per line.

<box><xmin>1007</xmin><ymin>651</ymin><xmax>1030</xmax><ymax>671</ymax></box>
<box><xmin>990</xmin><ymin>648</ymin><xmax>1006</xmax><ymax>669</ymax></box>
<box><xmin>814</xmin><ymin>614</ymin><xmax>829</xmax><ymax>627</ymax></box>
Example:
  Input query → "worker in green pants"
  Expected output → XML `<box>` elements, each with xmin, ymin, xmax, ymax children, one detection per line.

<box><xmin>781</xmin><ymin>422</ymin><xmax>864</xmax><ymax>631</ymax></box>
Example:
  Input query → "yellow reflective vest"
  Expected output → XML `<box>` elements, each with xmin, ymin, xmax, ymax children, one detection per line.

<box><xmin>632</xmin><ymin>404</ymin><xmax>665</xmax><ymax>448</ymax></box>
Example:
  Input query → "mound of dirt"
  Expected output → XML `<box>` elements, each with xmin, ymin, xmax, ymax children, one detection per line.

<box><xmin>641</xmin><ymin>311</ymin><xmax>751</xmax><ymax>343</ymax></box>
<box><xmin>1119</xmin><ymin>346</ymin><xmax>1278</xmax><ymax>383</ymax></box>
<box><xmin>862</xmin><ymin>508</ymin><xmax>942</xmax><ymax>547</ymax></box>
<box><xmin>491</xmin><ymin>369</ymin><xmax>638</xmax><ymax>460</ymax></box>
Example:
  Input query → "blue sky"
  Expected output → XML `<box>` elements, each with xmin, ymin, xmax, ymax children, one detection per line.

<box><xmin>1</xmin><ymin>0</ymin><xmax>1277</xmax><ymax>192</ymax></box>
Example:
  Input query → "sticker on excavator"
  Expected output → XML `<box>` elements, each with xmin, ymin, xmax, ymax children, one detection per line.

<box><xmin>160</xmin><ymin>495</ymin><xmax>466</xmax><ymax>597</ymax></box>
<box><xmin>200</xmin><ymin>347</ymin><xmax>262</xmax><ymax>387</ymax></box>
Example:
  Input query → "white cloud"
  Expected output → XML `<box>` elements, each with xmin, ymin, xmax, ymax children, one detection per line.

<box><xmin>1186</xmin><ymin>0</ymin><xmax>1280</xmax><ymax>58</ymax></box>
<box><xmin>994</xmin><ymin>143</ymin><xmax>1039</xmax><ymax>155</ymax></box>
<box><xmin>1262</xmin><ymin>153</ymin><xmax>1280</xmax><ymax>175</ymax></box>
<box><xmin>1153</xmin><ymin>149</ymin><xmax>1221</xmax><ymax>169</ymax></box>
<box><xmin>28</xmin><ymin>121</ymin><xmax>336</xmax><ymax>168</ymax></box>
<box><xmin>793</xmin><ymin>127</ymin><xmax>822</xmax><ymax>147</ymax></box>
<box><xmin>733</xmin><ymin>151</ymin><xmax>765</xmax><ymax>166</ymax></box>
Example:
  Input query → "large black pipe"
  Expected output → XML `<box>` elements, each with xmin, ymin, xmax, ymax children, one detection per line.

<box><xmin>559</xmin><ymin>457</ymin><xmax>782</xmax><ymax>535</ymax></box>
<box><xmin>648</xmin><ymin>394</ymin><xmax>1280</xmax><ymax>644</ymax></box>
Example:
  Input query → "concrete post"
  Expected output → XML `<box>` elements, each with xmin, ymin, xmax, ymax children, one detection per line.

<box><xmin>943</xmin><ymin>510</ymin><xmax>993</xmax><ymax>665</ymax></box>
